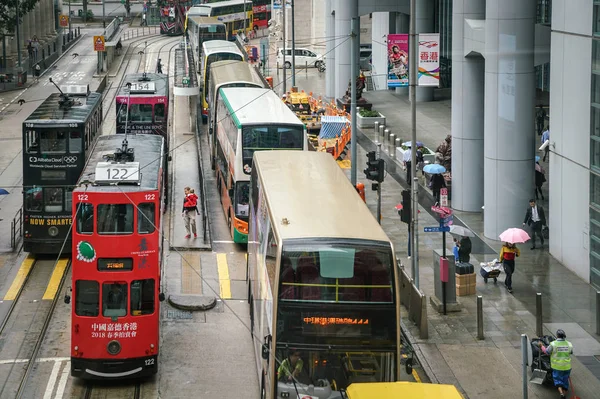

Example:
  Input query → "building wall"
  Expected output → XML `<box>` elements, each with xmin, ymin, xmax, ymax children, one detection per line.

<box><xmin>549</xmin><ymin>0</ymin><xmax>593</xmax><ymax>282</ymax></box>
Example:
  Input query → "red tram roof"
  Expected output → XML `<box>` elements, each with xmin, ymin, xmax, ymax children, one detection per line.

<box><xmin>116</xmin><ymin>73</ymin><xmax>169</xmax><ymax>98</ymax></box>
<box><xmin>75</xmin><ymin>134</ymin><xmax>164</xmax><ymax>193</ymax></box>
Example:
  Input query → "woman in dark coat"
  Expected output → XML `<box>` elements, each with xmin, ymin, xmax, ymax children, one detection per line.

<box><xmin>431</xmin><ymin>173</ymin><xmax>446</xmax><ymax>204</ymax></box>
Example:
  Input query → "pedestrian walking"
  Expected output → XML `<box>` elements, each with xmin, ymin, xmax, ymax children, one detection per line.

<box><xmin>34</xmin><ymin>64</ymin><xmax>41</xmax><ymax>82</ymax></box>
<box><xmin>542</xmin><ymin>126</ymin><xmax>550</xmax><ymax>161</ymax></box>
<box><xmin>538</xmin><ymin>329</ymin><xmax>573</xmax><ymax>399</ymax></box>
<box><xmin>499</xmin><ymin>242</ymin><xmax>520</xmax><ymax>293</ymax></box>
<box><xmin>430</xmin><ymin>173</ymin><xmax>446</xmax><ymax>204</ymax></box>
<box><xmin>536</xmin><ymin>105</ymin><xmax>547</xmax><ymax>136</ymax></box>
<box><xmin>416</xmin><ymin>145</ymin><xmax>425</xmax><ymax>176</ymax></box>
<box><xmin>141</xmin><ymin>12</ymin><xmax>147</xmax><ymax>26</ymax></box>
<box><xmin>156</xmin><ymin>58</ymin><xmax>163</xmax><ymax>74</ymax></box>
<box><xmin>403</xmin><ymin>144</ymin><xmax>412</xmax><ymax>183</ymax></box>
<box><xmin>523</xmin><ymin>198</ymin><xmax>547</xmax><ymax>249</ymax></box>
<box><xmin>535</xmin><ymin>161</ymin><xmax>546</xmax><ymax>200</ymax></box>
<box><xmin>182</xmin><ymin>187</ymin><xmax>198</xmax><ymax>238</ymax></box>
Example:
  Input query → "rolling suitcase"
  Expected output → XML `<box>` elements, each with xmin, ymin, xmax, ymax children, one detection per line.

<box><xmin>455</xmin><ymin>262</ymin><xmax>474</xmax><ymax>275</ymax></box>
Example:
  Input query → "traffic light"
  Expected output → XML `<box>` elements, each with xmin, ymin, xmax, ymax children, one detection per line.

<box><xmin>399</xmin><ymin>189</ymin><xmax>411</xmax><ymax>224</ymax></box>
<box><xmin>364</xmin><ymin>151</ymin><xmax>385</xmax><ymax>182</ymax></box>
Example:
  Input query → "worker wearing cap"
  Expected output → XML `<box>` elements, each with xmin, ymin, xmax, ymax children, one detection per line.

<box><xmin>538</xmin><ymin>329</ymin><xmax>573</xmax><ymax>399</ymax></box>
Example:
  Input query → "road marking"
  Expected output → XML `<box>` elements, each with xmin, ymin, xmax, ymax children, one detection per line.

<box><xmin>3</xmin><ymin>254</ymin><xmax>35</xmax><ymax>301</ymax></box>
<box><xmin>43</xmin><ymin>360</ymin><xmax>62</xmax><ymax>399</ymax></box>
<box><xmin>55</xmin><ymin>361</ymin><xmax>70</xmax><ymax>398</ymax></box>
<box><xmin>216</xmin><ymin>253</ymin><xmax>231</xmax><ymax>299</ymax></box>
<box><xmin>181</xmin><ymin>252</ymin><xmax>202</xmax><ymax>295</ymax></box>
<box><xmin>0</xmin><ymin>357</ymin><xmax>70</xmax><ymax>365</ymax></box>
<box><xmin>213</xmin><ymin>240</ymin><xmax>235</xmax><ymax>244</ymax></box>
<box><xmin>42</xmin><ymin>258</ymin><xmax>69</xmax><ymax>300</ymax></box>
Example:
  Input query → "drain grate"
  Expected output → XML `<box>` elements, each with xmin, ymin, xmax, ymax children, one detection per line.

<box><xmin>166</xmin><ymin>309</ymin><xmax>193</xmax><ymax>319</ymax></box>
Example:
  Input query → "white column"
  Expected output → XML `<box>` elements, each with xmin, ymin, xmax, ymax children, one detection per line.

<box><xmin>333</xmin><ymin>0</ymin><xmax>354</xmax><ymax>98</ymax></box>
<box><xmin>325</xmin><ymin>0</ymin><xmax>335</xmax><ymax>99</ymax></box>
<box><xmin>416</xmin><ymin>0</ymin><xmax>435</xmax><ymax>102</ymax></box>
<box><xmin>371</xmin><ymin>12</ymin><xmax>389</xmax><ymax>91</ymax></box>
<box><xmin>483</xmin><ymin>0</ymin><xmax>537</xmax><ymax>238</ymax></box>
<box><xmin>451</xmin><ymin>0</ymin><xmax>485</xmax><ymax>212</ymax></box>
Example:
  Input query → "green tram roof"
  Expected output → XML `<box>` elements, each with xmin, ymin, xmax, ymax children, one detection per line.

<box><xmin>76</xmin><ymin>134</ymin><xmax>164</xmax><ymax>192</ymax></box>
<box><xmin>253</xmin><ymin>151</ymin><xmax>391</xmax><ymax>243</ymax></box>
<box><xmin>116</xmin><ymin>73</ymin><xmax>169</xmax><ymax>97</ymax></box>
<box><xmin>24</xmin><ymin>92</ymin><xmax>102</xmax><ymax>125</ymax></box>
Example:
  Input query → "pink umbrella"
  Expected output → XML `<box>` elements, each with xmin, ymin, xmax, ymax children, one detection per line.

<box><xmin>499</xmin><ymin>228</ymin><xmax>531</xmax><ymax>244</ymax></box>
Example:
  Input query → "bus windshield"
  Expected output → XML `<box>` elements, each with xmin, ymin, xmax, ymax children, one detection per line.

<box><xmin>241</xmin><ymin>125</ymin><xmax>304</xmax><ymax>172</ymax></box>
<box><xmin>275</xmin><ymin>348</ymin><xmax>396</xmax><ymax>397</ymax></box>
<box><xmin>278</xmin><ymin>241</ymin><xmax>393</xmax><ymax>303</ymax></box>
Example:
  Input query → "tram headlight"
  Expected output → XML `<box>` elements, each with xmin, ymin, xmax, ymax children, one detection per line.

<box><xmin>107</xmin><ymin>340</ymin><xmax>121</xmax><ymax>355</ymax></box>
<box><xmin>48</xmin><ymin>226</ymin><xmax>59</xmax><ymax>237</ymax></box>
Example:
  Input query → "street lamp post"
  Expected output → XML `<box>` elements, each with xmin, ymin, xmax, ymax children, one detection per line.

<box><xmin>102</xmin><ymin>0</ymin><xmax>106</xmax><ymax>28</ymax></box>
<box><xmin>15</xmin><ymin>0</ymin><xmax>21</xmax><ymax>69</ymax></box>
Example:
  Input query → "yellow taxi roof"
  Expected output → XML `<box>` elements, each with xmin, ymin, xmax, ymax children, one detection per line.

<box><xmin>346</xmin><ymin>382</ymin><xmax>463</xmax><ymax>399</ymax></box>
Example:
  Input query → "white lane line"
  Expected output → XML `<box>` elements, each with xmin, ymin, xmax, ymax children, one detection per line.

<box><xmin>55</xmin><ymin>361</ymin><xmax>70</xmax><ymax>399</ymax></box>
<box><xmin>0</xmin><ymin>357</ymin><xmax>70</xmax><ymax>365</ymax></box>
<box><xmin>43</xmin><ymin>361</ymin><xmax>62</xmax><ymax>399</ymax></box>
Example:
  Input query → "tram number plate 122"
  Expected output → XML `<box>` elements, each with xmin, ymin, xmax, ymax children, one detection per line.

<box><xmin>95</xmin><ymin>162</ymin><xmax>140</xmax><ymax>183</ymax></box>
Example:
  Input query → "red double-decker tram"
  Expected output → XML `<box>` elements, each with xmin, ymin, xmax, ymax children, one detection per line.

<box><xmin>252</xmin><ymin>0</ymin><xmax>271</xmax><ymax>30</ymax></box>
<box><xmin>69</xmin><ymin>134</ymin><xmax>165</xmax><ymax>379</ymax></box>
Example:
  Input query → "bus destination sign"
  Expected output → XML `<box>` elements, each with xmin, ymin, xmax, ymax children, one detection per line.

<box><xmin>303</xmin><ymin>316</ymin><xmax>370</xmax><ymax>326</ymax></box>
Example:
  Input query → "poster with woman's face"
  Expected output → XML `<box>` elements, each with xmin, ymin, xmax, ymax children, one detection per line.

<box><xmin>387</xmin><ymin>34</ymin><xmax>409</xmax><ymax>88</ymax></box>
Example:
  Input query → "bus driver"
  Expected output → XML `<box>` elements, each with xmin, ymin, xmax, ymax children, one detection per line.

<box><xmin>278</xmin><ymin>350</ymin><xmax>304</xmax><ymax>382</ymax></box>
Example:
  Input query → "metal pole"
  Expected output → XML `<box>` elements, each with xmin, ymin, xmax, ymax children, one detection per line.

<box><xmin>291</xmin><ymin>0</ymin><xmax>295</xmax><ymax>87</ymax></box>
<box><xmin>477</xmin><ymin>295</ymin><xmax>484</xmax><ymax>340</ymax></box>
<box><xmin>413</xmin><ymin>176</ymin><xmax>419</xmax><ymax>288</ymax></box>
<box><xmin>69</xmin><ymin>1</ymin><xmax>72</xmax><ymax>35</ymax></box>
<box><xmin>596</xmin><ymin>291</ymin><xmax>600</xmax><ymax>335</ymax></box>
<box><xmin>15</xmin><ymin>0</ymin><xmax>21</xmax><ymax>69</ymax></box>
<box><xmin>521</xmin><ymin>334</ymin><xmax>528</xmax><ymax>399</ymax></box>
<box><xmin>409</xmin><ymin>0</ymin><xmax>417</xmax><ymax>284</ymax></box>
<box><xmin>282</xmin><ymin>3</ymin><xmax>286</xmax><ymax>95</ymax></box>
<box><xmin>244</xmin><ymin>0</ymin><xmax>247</xmax><ymax>32</ymax></box>
<box><xmin>536</xmin><ymin>293</ymin><xmax>543</xmax><ymax>337</ymax></box>
<box><xmin>350</xmin><ymin>16</ymin><xmax>358</xmax><ymax>186</ymax></box>
<box><xmin>102</xmin><ymin>0</ymin><xmax>106</xmax><ymax>28</ymax></box>
<box><xmin>2</xmin><ymin>36</ymin><xmax>6</xmax><ymax>73</ymax></box>
<box><xmin>376</xmin><ymin>143</ymin><xmax>382</xmax><ymax>224</ymax></box>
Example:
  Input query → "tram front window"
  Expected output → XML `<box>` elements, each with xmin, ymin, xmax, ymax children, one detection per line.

<box><xmin>40</xmin><ymin>130</ymin><xmax>67</xmax><ymax>153</ymax></box>
<box><xmin>25</xmin><ymin>187</ymin><xmax>43</xmax><ymax>212</ymax></box>
<box><xmin>103</xmin><ymin>282</ymin><xmax>127</xmax><ymax>318</ymax></box>
<box><xmin>129</xmin><ymin>104</ymin><xmax>153</xmax><ymax>122</ymax></box>
<box><xmin>97</xmin><ymin>204</ymin><xmax>134</xmax><ymax>234</ymax></box>
<box><xmin>275</xmin><ymin>349</ymin><xmax>396</xmax><ymax>395</ymax></box>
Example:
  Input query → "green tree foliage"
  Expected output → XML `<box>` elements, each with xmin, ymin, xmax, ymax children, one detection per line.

<box><xmin>0</xmin><ymin>0</ymin><xmax>39</xmax><ymax>35</ymax></box>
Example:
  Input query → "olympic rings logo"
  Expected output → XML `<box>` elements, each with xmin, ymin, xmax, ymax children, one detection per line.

<box><xmin>63</xmin><ymin>156</ymin><xmax>77</xmax><ymax>163</ymax></box>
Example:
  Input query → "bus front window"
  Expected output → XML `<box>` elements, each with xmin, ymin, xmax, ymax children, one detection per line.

<box><xmin>241</xmin><ymin>125</ymin><xmax>304</xmax><ymax>173</ymax></box>
<box><xmin>234</xmin><ymin>182</ymin><xmax>250</xmax><ymax>219</ymax></box>
<box><xmin>275</xmin><ymin>349</ymin><xmax>396</xmax><ymax>396</ymax></box>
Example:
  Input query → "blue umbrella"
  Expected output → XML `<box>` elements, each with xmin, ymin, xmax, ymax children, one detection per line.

<box><xmin>402</xmin><ymin>141</ymin><xmax>424</xmax><ymax>148</ymax></box>
<box><xmin>535</xmin><ymin>155</ymin><xmax>540</xmax><ymax>162</ymax></box>
<box><xmin>423</xmin><ymin>164</ymin><xmax>446</xmax><ymax>174</ymax></box>
<box><xmin>0</xmin><ymin>188</ymin><xmax>8</xmax><ymax>195</ymax></box>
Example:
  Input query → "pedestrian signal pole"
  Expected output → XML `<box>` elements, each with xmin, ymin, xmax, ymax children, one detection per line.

<box><xmin>363</xmin><ymin>145</ymin><xmax>385</xmax><ymax>224</ymax></box>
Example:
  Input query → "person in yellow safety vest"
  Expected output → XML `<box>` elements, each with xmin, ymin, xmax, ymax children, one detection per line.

<box><xmin>538</xmin><ymin>329</ymin><xmax>573</xmax><ymax>399</ymax></box>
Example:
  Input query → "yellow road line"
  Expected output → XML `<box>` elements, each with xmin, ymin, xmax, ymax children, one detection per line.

<box><xmin>4</xmin><ymin>254</ymin><xmax>35</xmax><ymax>301</ymax></box>
<box><xmin>42</xmin><ymin>258</ymin><xmax>69</xmax><ymax>300</ymax></box>
<box><xmin>216</xmin><ymin>253</ymin><xmax>231</xmax><ymax>299</ymax></box>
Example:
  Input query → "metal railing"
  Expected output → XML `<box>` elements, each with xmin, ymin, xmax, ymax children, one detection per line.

<box><xmin>121</xmin><ymin>26</ymin><xmax>159</xmax><ymax>41</ymax></box>
<box><xmin>103</xmin><ymin>17</ymin><xmax>120</xmax><ymax>41</ymax></box>
<box><xmin>399</xmin><ymin>264</ymin><xmax>428</xmax><ymax>339</ymax></box>
<box><xmin>11</xmin><ymin>207</ymin><xmax>22</xmax><ymax>250</ymax></box>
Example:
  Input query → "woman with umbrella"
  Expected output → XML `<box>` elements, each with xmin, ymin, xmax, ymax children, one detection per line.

<box><xmin>498</xmin><ymin>228</ymin><xmax>529</xmax><ymax>293</ymax></box>
<box><xmin>423</xmin><ymin>163</ymin><xmax>447</xmax><ymax>204</ymax></box>
<box><xmin>449</xmin><ymin>225</ymin><xmax>474</xmax><ymax>263</ymax></box>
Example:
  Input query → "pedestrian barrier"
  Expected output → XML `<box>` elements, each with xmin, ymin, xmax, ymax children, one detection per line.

<box><xmin>477</xmin><ymin>295</ymin><xmax>484</xmax><ymax>340</ymax></box>
<box><xmin>399</xmin><ymin>264</ymin><xmax>428</xmax><ymax>339</ymax></box>
<box><xmin>121</xmin><ymin>26</ymin><xmax>159</xmax><ymax>41</ymax></box>
<box><xmin>11</xmin><ymin>207</ymin><xmax>22</xmax><ymax>251</ymax></box>
<box><xmin>536</xmin><ymin>292</ymin><xmax>543</xmax><ymax>337</ymax></box>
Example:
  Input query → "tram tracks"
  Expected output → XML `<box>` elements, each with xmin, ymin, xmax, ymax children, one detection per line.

<box><xmin>0</xmin><ymin>257</ymin><xmax>71</xmax><ymax>399</ymax></box>
<box><xmin>83</xmin><ymin>381</ymin><xmax>142</xmax><ymax>399</ymax></box>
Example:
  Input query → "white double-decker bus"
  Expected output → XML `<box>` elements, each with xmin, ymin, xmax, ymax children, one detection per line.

<box><xmin>248</xmin><ymin>151</ymin><xmax>402</xmax><ymax>399</ymax></box>
<box><xmin>214</xmin><ymin>87</ymin><xmax>307</xmax><ymax>243</ymax></box>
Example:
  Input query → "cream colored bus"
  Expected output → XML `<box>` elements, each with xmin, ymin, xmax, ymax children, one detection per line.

<box><xmin>247</xmin><ymin>151</ymin><xmax>401</xmax><ymax>399</ymax></box>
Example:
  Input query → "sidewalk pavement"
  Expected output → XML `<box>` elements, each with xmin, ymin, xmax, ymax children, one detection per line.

<box><xmin>347</xmin><ymin>89</ymin><xmax>600</xmax><ymax>398</ymax></box>
<box><xmin>170</xmin><ymin>95</ymin><xmax>209</xmax><ymax>250</ymax></box>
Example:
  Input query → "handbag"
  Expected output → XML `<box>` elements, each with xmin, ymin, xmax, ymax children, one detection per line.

<box><xmin>542</xmin><ymin>226</ymin><xmax>549</xmax><ymax>239</ymax></box>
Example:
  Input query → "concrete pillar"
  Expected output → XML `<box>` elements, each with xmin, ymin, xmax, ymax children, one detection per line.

<box><xmin>416</xmin><ymin>0</ymin><xmax>435</xmax><ymax>102</ymax></box>
<box><xmin>325</xmin><ymin>0</ymin><xmax>335</xmax><ymax>99</ymax></box>
<box><xmin>24</xmin><ymin>13</ymin><xmax>32</xmax><ymax>50</ymax></box>
<box><xmin>371</xmin><ymin>12</ymin><xmax>389</xmax><ymax>91</ymax></box>
<box><xmin>34</xmin><ymin>3</ymin><xmax>43</xmax><ymax>42</ymax></box>
<box><xmin>395</xmin><ymin>13</ymin><xmax>409</xmax><ymax>95</ymax></box>
<box><xmin>451</xmin><ymin>0</ymin><xmax>485</xmax><ymax>212</ymax></box>
<box><xmin>333</xmin><ymin>0</ymin><xmax>355</xmax><ymax>99</ymax></box>
<box><xmin>47</xmin><ymin>0</ymin><xmax>57</xmax><ymax>38</ymax></box>
<box><xmin>483</xmin><ymin>0</ymin><xmax>537</xmax><ymax>239</ymax></box>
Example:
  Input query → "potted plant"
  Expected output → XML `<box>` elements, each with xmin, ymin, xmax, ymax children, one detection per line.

<box><xmin>357</xmin><ymin>108</ymin><xmax>385</xmax><ymax>128</ymax></box>
<box><xmin>396</xmin><ymin>144</ymin><xmax>436</xmax><ymax>164</ymax></box>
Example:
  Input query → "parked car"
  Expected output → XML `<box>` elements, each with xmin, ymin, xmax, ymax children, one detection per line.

<box><xmin>360</xmin><ymin>45</ymin><xmax>372</xmax><ymax>71</ymax></box>
<box><xmin>277</xmin><ymin>48</ymin><xmax>324</xmax><ymax>69</ymax></box>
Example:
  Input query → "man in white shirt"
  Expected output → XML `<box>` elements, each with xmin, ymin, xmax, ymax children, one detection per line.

<box><xmin>403</xmin><ymin>145</ymin><xmax>412</xmax><ymax>183</ymax></box>
<box><xmin>523</xmin><ymin>199</ymin><xmax>547</xmax><ymax>249</ymax></box>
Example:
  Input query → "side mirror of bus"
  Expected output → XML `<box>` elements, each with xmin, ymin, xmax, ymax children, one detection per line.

<box><xmin>168</xmin><ymin>155</ymin><xmax>172</xmax><ymax>162</ymax></box>
<box><xmin>261</xmin><ymin>343</ymin><xmax>269</xmax><ymax>360</ymax></box>
<box><xmin>159</xmin><ymin>292</ymin><xmax>165</xmax><ymax>302</ymax></box>
<box><xmin>64</xmin><ymin>294</ymin><xmax>71</xmax><ymax>304</ymax></box>
<box><xmin>228</xmin><ymin>188</ymin><xmax>234</xmax><ymax>198</ymax></box>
